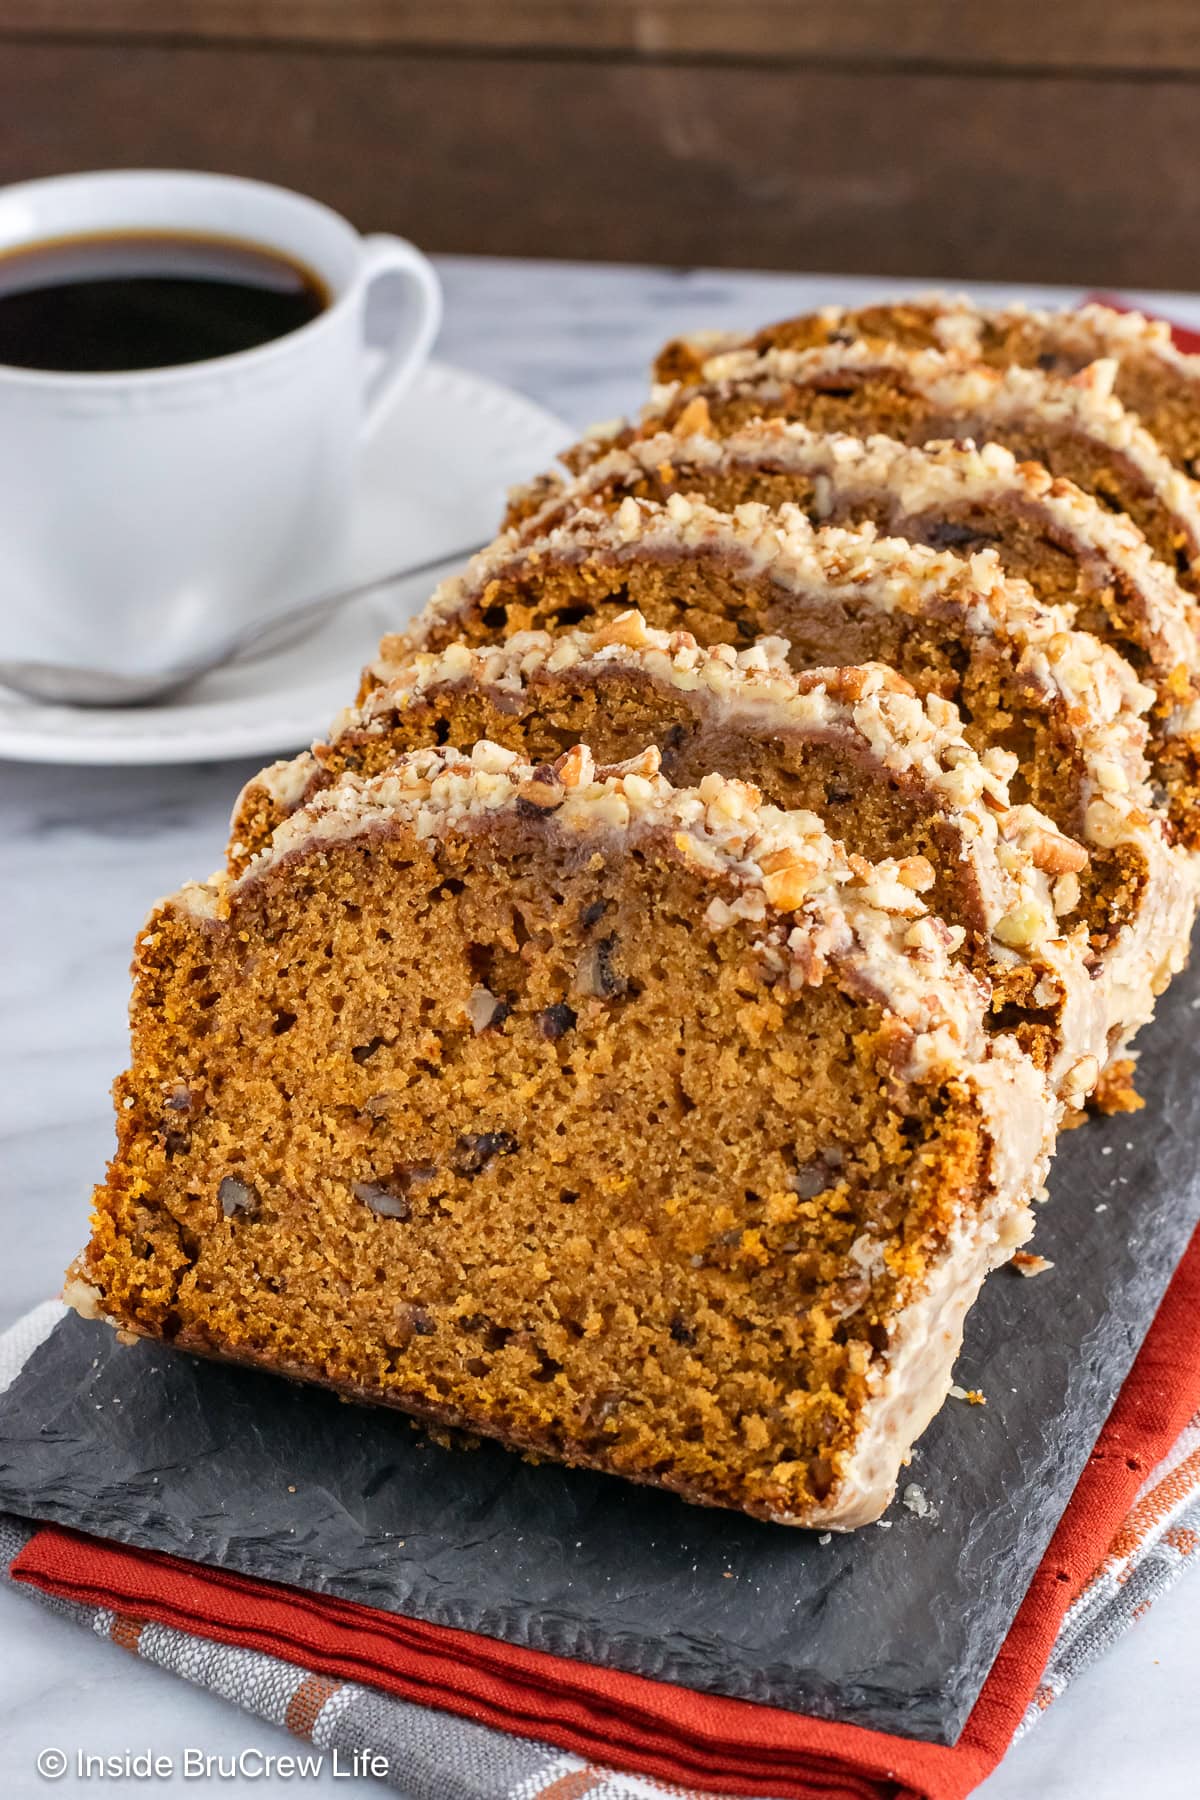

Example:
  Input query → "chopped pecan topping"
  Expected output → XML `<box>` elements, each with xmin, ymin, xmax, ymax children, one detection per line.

<box><xmin>516</xmin><ymin>763</ymin><xmax>565</xmax><ymax>814</ymax></box>
<box><xmin>1025</xmin><ymin>826</ymin><xmax>1089</xmax><ymax>876</ymax></box>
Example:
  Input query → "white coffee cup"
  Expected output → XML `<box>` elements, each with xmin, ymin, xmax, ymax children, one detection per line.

<box><xmin>0</xmin><ymin>169</ymin><xmax>441</xmax><ymax>693</ymax></box>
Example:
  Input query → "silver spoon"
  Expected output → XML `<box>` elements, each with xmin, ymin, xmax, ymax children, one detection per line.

<box><xmin>0</xmin><ymin>542</ymin><xmax>488</xmax><ymax>708</ymax></box>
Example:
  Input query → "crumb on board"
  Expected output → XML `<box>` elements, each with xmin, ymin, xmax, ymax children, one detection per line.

<box><xmin>409</xmin><ymin>1419</ymin><xmax>483</xmax><ymax>1453</ymax></box>
<box><xmin>1012</xmin><ymin>1251</ymin><xmax>1055</xmax><ymax>1278</ymax></box>
<box><xmin>1088</xmin><ymin>1057</ymin><xmax>1145</xmax><ymax>1116</ymax></box>
<box><xmin>902</xmin><ymin>1483</ymin><xmax>934</xmax><ymax>1519</ymax></box>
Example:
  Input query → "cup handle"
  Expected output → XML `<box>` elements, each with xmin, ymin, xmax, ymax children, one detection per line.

<box><xmin>358</xmin><ymin>233</ymin><xmax>443</xmax><ymax>438</ymax></box>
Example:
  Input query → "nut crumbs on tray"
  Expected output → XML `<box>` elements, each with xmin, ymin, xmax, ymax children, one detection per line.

<box><xmin>1013</xmin><ymin>1252</ymin><xmax>1056</xmax><ymax>1277</ymax></box>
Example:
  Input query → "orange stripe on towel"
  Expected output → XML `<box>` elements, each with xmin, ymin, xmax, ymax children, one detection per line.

<box><xmin>1104</xmin><ymin>1445</ymin><xmax>1200</xmax><ymax>1565</ymax></box>
<box><xmin>110</xmin><ymin>1614</ymin><xmax>144</xmax><ymax>1653</ymax></box>
<box><xmin>285</xmin><ymin>1674</ymin><xmax>343</xmax><ymax>1739</ymax></box>
<box><xmin>538</xmin><ymin>1773</ymin><xmax>606</xmax><ymax>1800</ymax></box>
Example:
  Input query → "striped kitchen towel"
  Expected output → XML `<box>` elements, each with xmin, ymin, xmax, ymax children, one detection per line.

<box><xmin>2</xmin><ymin>1226</ymin><xmax>1198</xmax><ymax>1800</ymax></box>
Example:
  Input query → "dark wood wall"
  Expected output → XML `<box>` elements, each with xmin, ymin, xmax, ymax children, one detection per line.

<box><xmin>2</xmin><ymin>3</ymin><xmax>1198</xmax><ymax>284</ymax></box>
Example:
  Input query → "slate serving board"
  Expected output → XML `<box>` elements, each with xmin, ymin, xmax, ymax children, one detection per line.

<box><xmin>1</xmin><ymin>953</ymin><xmax>1198</xmax><ymax>1747</ymax></box>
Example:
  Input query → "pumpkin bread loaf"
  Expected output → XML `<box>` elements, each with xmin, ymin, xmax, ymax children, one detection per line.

<box><xmin>69</xmin><ymin>295</ymin><xmax>1200</xmax><ymax>1532</ymax></box>
<box><xmin>72</xmin><ymin>743</ymin><xmax>1057</xmax><ymax>1530</ymax></box>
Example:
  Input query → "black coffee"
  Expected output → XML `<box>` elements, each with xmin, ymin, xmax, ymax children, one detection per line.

<box><xmin>0</xmin><ymin>230</ymin><xmax>329</xmax><ymax>372</ymax></box>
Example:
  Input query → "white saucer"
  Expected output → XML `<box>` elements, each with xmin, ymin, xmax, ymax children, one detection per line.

<box><xmin>0</xmin><ymin>361</ymin><xmax>571</xmax><ymax>765</ymax></box>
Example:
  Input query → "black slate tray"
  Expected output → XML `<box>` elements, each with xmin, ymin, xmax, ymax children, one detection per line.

<box><xmin>2</xmin><ymin>954</ymin><xmax>1198</xmax><ymax>1747</ymax></box>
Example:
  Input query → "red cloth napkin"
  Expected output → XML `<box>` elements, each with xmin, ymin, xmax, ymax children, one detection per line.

<box><xmin>13</xmin><ymin>1227</ymin><xmax>1199</xmax><ymax>1800</ymax></box>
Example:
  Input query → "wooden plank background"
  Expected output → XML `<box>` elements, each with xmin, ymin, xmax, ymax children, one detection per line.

<box><xmin>0</xmin><ymin>4</ymin><xmax>1195</xmax><ymax>283</ymax></box>
<box><xmin>6</xmin><ymin>2</ymin><xmax>1200</xmax><ymax>70</ymax></box>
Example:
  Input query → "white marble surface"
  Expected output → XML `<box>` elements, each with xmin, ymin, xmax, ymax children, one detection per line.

<box><xmin>1</xmin><ymin>255</ymin><xmax>1197</xmax><ymax>1797</ymax></box>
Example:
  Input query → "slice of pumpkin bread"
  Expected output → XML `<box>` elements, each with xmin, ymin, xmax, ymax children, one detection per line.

<box><xmin>572</xmin><ymin>343</ymin><xmax>1200</xmax><ymax>595</ymax></box>
<box><xmin>505</xmin><ymin>423</ymin><xmax>1200</xmax><ymax>849</ymax></box>
<box><xmin>71</xmin><ymin>743</ymin><xmax>1056</xmax><ymax>1530</ymax></box>
<box><xmin>231</xmin><ymin>631</ymin><xmax>1099</xmax><ymax>1096</ymax></box>
<box><xmin>654</xmin><ymin>296</ymin><xmax>1200</xmax><ymax>479</ymax></box>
